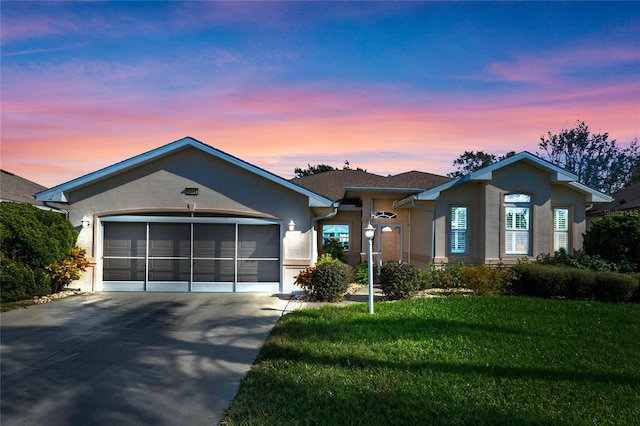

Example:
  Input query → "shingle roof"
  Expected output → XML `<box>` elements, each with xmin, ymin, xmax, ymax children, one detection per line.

<box><xmin>587</xmin><ymin>182</ymin><xmax>640</xmax><ymax>216</ymax></box>
<box><xmin>291</xmin><ymin>169</ymin><xmax>452</xmax><ymax>201</ymax></box>
<box><xmin>1</xmin><ymin>169</ymin><xmax>48</xmax><ymax>205</ymax></box>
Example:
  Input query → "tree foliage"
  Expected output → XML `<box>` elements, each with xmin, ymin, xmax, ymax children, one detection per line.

<box><xmin>0</xmin><ymin>202</ymin><xmax>82</xmax><ymax>302</ymax></box>
<box><xmin>294</xmin><ymin>161</ymin><xmax>365</xmax><ymax>178</ymax></box>
<box><xmin>582</xmin><ymin>211</ymin><xmax>640</xmax><ymax>272</ymax></box>
<box><xmin>538</xmin><ymin>120</ymin><xmax>639</xmax><ymax>193</ymax></box>
<box><xmin>448</xmin><ymin>151</ymin><xmax>516</xmax><ymax>178</ymax></box>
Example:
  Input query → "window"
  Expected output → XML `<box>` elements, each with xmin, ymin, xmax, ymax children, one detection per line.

<box><xmin>553</xmin><ymin>208</ymin><xmax>570</xmax><ymax>252</ymax></box>
<box><xmin>505</xmin><ymin>194</ymin><xmax>531</xmax><ymax>255</ymax></box>
<box><xmin>450</xmin><ymin>206</ymin><xmax>467</xmax><ymax>254</ymax></box>
<box><xmin>322</xmin><ymin>224</ymin><xmax>350</xmax><ymax>250</ymax></box>
<box><xmin>372</xmin><ymin>211</ymin><xmax>397</xmax><ymax>219</ymax></box>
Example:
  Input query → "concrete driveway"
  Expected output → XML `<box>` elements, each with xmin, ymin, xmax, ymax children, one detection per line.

<box><xmin>1</xmin><ymin>292</ymin><xmax>295</xmax><ymax>426</ymax></box>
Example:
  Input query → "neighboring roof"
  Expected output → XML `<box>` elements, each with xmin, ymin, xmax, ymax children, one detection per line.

<box><xmin>291</xmin><ymin>170</ymin><xmax>452</xmax><ymax>202</ymax></box>
<box><xmin>587</xmin><ymin>181</ymin><xmax>640</xmax><ymax>216</ymax></box>
<box><xmin>35</xmin><ymin>137</ymin><xmax>335</xmax><ymax>208</ymax></box>
<box><xmin>395</xmin><ymin>151</ymin><xmax>613</xmax><ymax>208</ymax></box>
<box><xmin>0</xmin><ymin>169</ymin><xmax>67</xmax><ymax>213</ymax></box>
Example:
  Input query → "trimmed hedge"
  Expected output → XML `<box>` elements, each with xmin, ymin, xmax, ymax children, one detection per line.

<box><xmin>511</xmin><ymin>264</ymin><xmax>638</xmax><ymax>302</ymax></box>
<box><xmin>379</xmin><ymin>262</ymin><xmax>422</xmax><ymax>300</ymax></box>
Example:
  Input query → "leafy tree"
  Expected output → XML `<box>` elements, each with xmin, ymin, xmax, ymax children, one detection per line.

<box><xmin>582</xmin><ymin>211</ymin><xmax>640</xmax><ymax>272</ymax></box>
<box><xmin>294</xmin><ymin>161</ymin><xmax>365</xmax><ymax>178</ymax></box>
<box><xmin>538</xmin><ymin>120</ymin><xmax>639</xmax><ymax>193</ymax></box>
<box><xmin>448</xmin><ymin>151</ymin><xmax>516</xmax><ymax>178</ymax></box>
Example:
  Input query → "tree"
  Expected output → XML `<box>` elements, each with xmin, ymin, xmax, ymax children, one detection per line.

<box><xmin>582</xmin><ymin>211</ymin><xmax>640</xmax><ymax>272</ymax></box>
<box><xmin>448</xmin><ymin>151</ymin><xmax>516</xmax><ymax>178</ymax></box>
<box><xmin>294</xmin><ymin>161</ymin><xmax>364</xmax><ymax>178</ymax></box>
<box><xmin>538</xmin><ymin>120</ymin><xmax>639</xmax><ymax>193</ymax></box>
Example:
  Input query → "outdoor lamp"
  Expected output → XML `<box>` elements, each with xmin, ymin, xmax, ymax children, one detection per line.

<box><xmin>81</xmin><ymin>215</ymin><xmax>91</xmax><ymax>228</ymax></box>
<box><xmin>288</xmin><ymin>220</ymin><xmax>296</xmax><ymax>232</ymax></box>
<box><xmin>381</xmin><ymin>226</ymin><xmax>393</xmax><ymax>233</ymax></box>
<box><xmin>364</xmin><ymin>222</ymin><xmax>376</xmax><ymax>314</ymax></box>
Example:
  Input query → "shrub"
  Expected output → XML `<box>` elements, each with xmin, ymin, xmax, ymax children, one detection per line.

<box><xmin>294</xmin><ymin>266</ymin><xmax>315</xmax><ymax>292</ymax></box>
<box><xmin>321</xmin><ymin>238</ymin><xmax>347</xmax><ymax>263</ymax></box>
<box><xmin>45</xmin><ymin>247</ymin><xmax>90</xmax><ymax>293</ymax></box>
<box><xmin>309</xmin><ymin>260</ymin><xmax>352</xmax><ymax>302</ymax></box>
<box><xmin>0</xmin><ymin>202</ymin><xmax>77</xmax><ymax>269</ymax></box>
<box><xmin>511</xmin><ymin>263</ymin><xmax>638</xmax><ymax>302</ymax></box>
<box><xmin>459</xmin><ymin>265</ymin><xmax>503</xmax><ymax>296</ymax></box>
<box><xmin>1</xmin><ymin>257</ymin><xmax>34</xmax><ymax>303</ymax></box>
<box><xmin>592</xmin><ymin>272</ymin><xmax>638</xmax><ymax>303</ymax></box>
<box><xmin>583</xmin><ymin>211</ymin><xmax>640</xmax><ymax>271</ymax></box>
<box><xmin>379</xmin><ymin>262</ymin><xmax>422</xmax><ymax>300</ymax></box>
<box><xmin>354</xmin><ymin>261</ymin><xmax>378</xmax><ymax>285</ymax></box>
<box><xmin>429</xmin><ymin>262</ymin><xmax>466</xmax><ymax>288</ymax></box>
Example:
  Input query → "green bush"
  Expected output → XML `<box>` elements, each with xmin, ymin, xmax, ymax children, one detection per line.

<box><xmin>583</xmin><ymin>211</ymin><xmax>640</xmax><ymax>272</ymax></box>
<box><xmin>511</xmin><ymin>263</ymin><xmax>638</xmax><ymax>302</ymax></box>
<box><xmin>459</xmin><ymin>265</ymin><xmax>503</xmax><ymax>296</ymax></box>
<box><xmin>592</xmin><ymin>272</ymin><xmax>638</xmax><ymax>302</ymax></box>
<box><xmin>0</xmin><ymin>257</ymin><xmax>51</xmax><ymax>303</ymax></box>
<box><xmin>379</xmin><ymin>262</ymin><xmax>422</xmax><ymax>300</ymax></box>
<box><xmin>429</xmin><ymin>262</ymin><xmax>465</xmax><ymax>288</ymax></box>
<box><xmin>354</xmin><ymin>261</ymin><xmax>378</xmax><ymax>285</ymax></box>
<box><xmin>0</xmin><ymin>202</ymin><xmax>77</xmax><ymax>269</ymax></box>
<box><xmin>309</xmin><ymin>260</ymin><xmax>352</xmax><ymax>302</ymax></box>
<box><xmin>321</xmin><ymin>238</ymin><xmax>347</xmax><ymax>263</ymax></box>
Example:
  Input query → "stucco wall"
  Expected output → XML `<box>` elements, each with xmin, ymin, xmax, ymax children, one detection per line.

<box><xmin>63</xmin><ymin>147</ymin><xmax>316</xmax><ymax>291</ymax></box>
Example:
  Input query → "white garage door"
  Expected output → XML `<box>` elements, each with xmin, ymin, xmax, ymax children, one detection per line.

<box><xmin>100</xmin><ymin>216</ymin><xmax>281</xmax><ymax>292</ymax></box>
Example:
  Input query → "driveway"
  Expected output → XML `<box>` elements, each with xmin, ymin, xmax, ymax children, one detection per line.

<box><xmin>1</xmin><ymin>292</ymin><xmax>294</xmax><ymax>426</ymax></box>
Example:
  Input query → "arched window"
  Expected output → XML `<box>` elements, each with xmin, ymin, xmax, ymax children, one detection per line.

<box><xmin>372</xmin><ymin>211</ymin><xmax>397</xmax><ymax>219</ymax></box>
<box><xmin>504</xmin><ymin>194</ymin><xmax>531</xmax><ymax>255</ymax></box>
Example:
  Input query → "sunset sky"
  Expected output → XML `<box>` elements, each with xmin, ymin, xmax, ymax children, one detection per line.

<box><xmin>2</xmin><ymin>1</ymin><xmax>639</xmax><ymax>188</ymax></box>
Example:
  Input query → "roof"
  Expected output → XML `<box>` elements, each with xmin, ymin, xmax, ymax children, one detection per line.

<box><xmin>395</xmin><ymin>151</ymin><xmax>613</xmax><ymax>207</ymax></box>
<box><xmin>587</xmin><ymin>181</ymin><xmax>640</xmax><ymax>216</ymax></box>
<box><xmin>291</xmin><ymin>170</ymin><xmax>452</xmax><ymax>201</ymax></box>
<box><xmin>0</xmin><ymin>169</ymin><xmax>68</xmax><ymax>213</ymax></box>
<box><xmin>35</xmin><ymin>137</ymin><xmax>335</xmax><ymax>208</ymax></box>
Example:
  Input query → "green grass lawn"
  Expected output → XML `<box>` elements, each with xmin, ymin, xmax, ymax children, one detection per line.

<box><xmin>222</xmin><ymin>296</ymin><xmax>640</xmax><ymax>425</ymax></box>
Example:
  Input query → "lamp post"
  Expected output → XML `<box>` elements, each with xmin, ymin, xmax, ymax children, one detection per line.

<box><xmin>364</xmin><ymin>222</ymin><xmax>376</xmax><ymax>314</ymax></box>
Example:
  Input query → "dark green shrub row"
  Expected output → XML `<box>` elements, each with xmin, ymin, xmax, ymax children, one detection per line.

<box><xmin>427</xmin><ymin>262</ymin><xmax>517</xmax><ymax>295</ymax></box>
<box><xmin>537</xmin><ymin>248</ymin><xmax>636</xmax><ymax>273</ymax></box>
<box><xmin>0</xmin><ymin>257</ymin><xmax>51</xmax><ymax>303</ymax></box>
<box><xmin>294</xmin><ymin>255</ymin><xmax>352</xmax><ymax>302</ymax></box>
<box><xmin>379</xmin><ymin>262</ymin><xmax>424</xmax><ymax>300</ymax></box>
<box><xmin>511</xmin><ymin>264</ymin><xmax>638</xmax><ymax>302</ymax></box>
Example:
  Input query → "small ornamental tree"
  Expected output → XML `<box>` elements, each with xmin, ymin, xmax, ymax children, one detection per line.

<box><xmin>583</xmin><ymin>212</ymin><xmax>640</xmax><ymax>272</ymax></box>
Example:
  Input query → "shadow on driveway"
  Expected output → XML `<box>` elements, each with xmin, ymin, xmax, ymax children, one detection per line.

<box><xmin>1</xmin><ymin>292</ymin><xmax>290</xmax><ymax>426</ymax></box>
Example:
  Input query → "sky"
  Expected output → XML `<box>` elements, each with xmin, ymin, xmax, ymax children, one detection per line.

<box><xmin>1</xmin><ymin>1</ymin><xmax>639</xmax><ymax>188</ymax></box>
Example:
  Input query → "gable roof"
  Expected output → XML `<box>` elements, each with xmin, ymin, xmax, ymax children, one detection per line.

<box><xmin>35</xmin><ymin>137</ymin><xmax>335</xmax><ymax>208</ymax></box>
<box><xmin>1</xmin><ymin>169</ymin><xmax>67</xmax><ymax>213</ymax></box>
<box><xmin>291</xmin><ymin>170</ymin><xmax>452</xmax><ymax>202</ymax></box>
<box><xmin>395</xmin><ymin>151</ymin><xmax>613</xmax><ymax>207</ymax></box>
<box><xmin>587</xmin><ymin>181</ymin><xmax>640</xmax><ymax>216</ymax></box>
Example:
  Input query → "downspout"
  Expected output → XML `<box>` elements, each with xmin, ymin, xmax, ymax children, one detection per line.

<box><xmin>411</xmin><ymin>198</ymin><xmax>436</xmax><ymax>263</ymax></box>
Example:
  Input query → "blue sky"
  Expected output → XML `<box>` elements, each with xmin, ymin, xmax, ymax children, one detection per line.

<box><xmin>2</xmin><ymin>1</ymin><xmax>639</xmax><ymax>187</ymax></box>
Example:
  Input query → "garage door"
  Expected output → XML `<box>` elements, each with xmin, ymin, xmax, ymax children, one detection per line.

<box><xmin>100</xmin><ymin>216</ymin><xmax>281</xmax><ymax>292</ymax></box>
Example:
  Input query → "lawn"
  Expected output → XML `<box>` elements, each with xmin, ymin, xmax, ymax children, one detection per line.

<box><xmin>222</xmin><ymin>296</ymin><xmax>640</xmax><ymax>425</ymax></box>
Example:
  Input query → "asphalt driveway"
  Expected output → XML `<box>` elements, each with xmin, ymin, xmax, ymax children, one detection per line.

<box><xmin>1</xmin><ymin>292</ymin><xmax>294</xmax><ymax>426</ymax></box>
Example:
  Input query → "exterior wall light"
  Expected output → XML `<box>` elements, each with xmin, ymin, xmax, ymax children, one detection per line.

<box><xmin>288</xmin><ymin>220</ymin><xmax>296</xmax><ymax>231</ymax></box>
<box><xmin>381</xmin><ymin>226</ymin><xmax>393</xmax><ymax>233</ymax></box>
<box><xmin>81</xmin><ymin>215</ymin><xmax>91</xmax><ymax>228</ymax></box>
<box><xmin>364</xmin><ymin>222</ymin><xmax>376</xmax><ymax>314</ymax></box>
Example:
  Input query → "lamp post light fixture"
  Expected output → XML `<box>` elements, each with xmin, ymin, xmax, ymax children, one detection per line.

<box><xmin>288</xmin><ymin>220</ymin><xmax>296</xmax><ymax>232</ymax></box>
<box><xmin>364</xmin><ymin>222</ymin><xmax>376</xmax><ymax>314</ymax></box>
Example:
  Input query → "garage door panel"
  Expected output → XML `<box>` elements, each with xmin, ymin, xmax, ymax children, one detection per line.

<box><xmin>149</xmin><ymin>223</ymin><xmax>190</xmax><ymax>257</ymax></box>
<box><xmin>103</xmin><ymin>258</ymin><xmax>145</xmax><ymax>281</ymax></box>
<box><xmin>238</xmin><ymin>225</ymin><xmax>279</xmax><ymax>258</ymax></box>
<box><xmin>103</xmin><ymin>223</ymin><xmax>146</xmax><ymax>257</ymax></box>
<box><xmin>237</xmin><ymin>260</ymin><xmax>279</xmax><ymax>282</ymax></box>
<box><xmin>193</xmin><ymin>224</ymin><xmax>235</xmax><ymax>257</ymax></box>
<box><xmin>193</xmin><ymin>259</ymin><xmax>235</xmax><ymax>282</ymax></box>
<box><xmin>148</xmin><ymin>259</ymin><xmax>190</xmax><ymax>281</ymax></box>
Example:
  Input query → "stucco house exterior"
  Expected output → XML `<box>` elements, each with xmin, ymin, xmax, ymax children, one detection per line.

<box><xmin>34</xmin><ymin>138</ymin><xmax>612</xmax><ymax>294</ymax></box>
<box><xmin>586</xmin><ymin>181</ymin><xmax>640</xmax><ymax>228</ymax></box>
